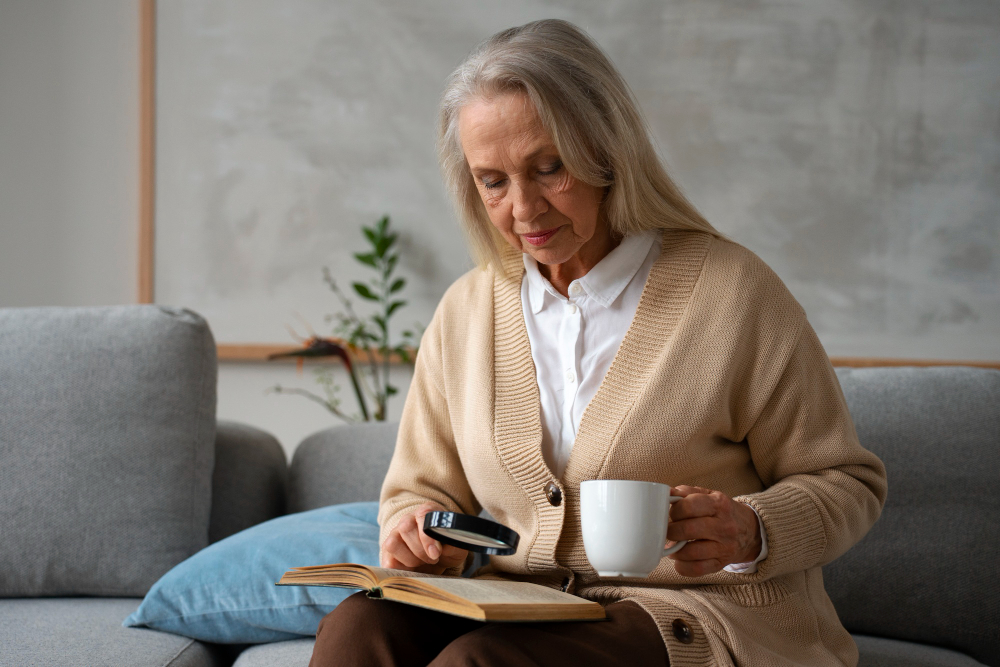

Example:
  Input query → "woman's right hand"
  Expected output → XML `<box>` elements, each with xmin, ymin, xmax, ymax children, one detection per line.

<box><xmin>380</xmin><ymin>502</ymin><xmax>470</xmax><ymax>574</ymax></box>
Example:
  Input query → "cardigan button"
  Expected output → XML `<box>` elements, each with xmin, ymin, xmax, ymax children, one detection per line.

<box><xmin>672</xmin><ymin>618</ymin><xmax>693</xmax><ymax>644</ymax></box>
<box><xmin>544</xmin><ymin>481</ymin><xmax>562</xmax><ymax>506</ymax></box>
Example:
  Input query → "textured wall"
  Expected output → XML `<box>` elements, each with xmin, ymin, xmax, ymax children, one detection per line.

<box><xmin>0</xmin><ymin>0</ymin><xmax>139</xmax><ymax>308</ymax></box>
<box><xmin>155</xmin><ymin>0</ymin><xmax>999</xmax><ymax>360</ymax></box>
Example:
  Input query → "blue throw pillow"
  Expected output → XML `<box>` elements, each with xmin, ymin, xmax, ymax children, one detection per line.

<box><xmin>124</xmin><ymin>502</ymin><xmax>380</xmax><ymax>643</ymax></box>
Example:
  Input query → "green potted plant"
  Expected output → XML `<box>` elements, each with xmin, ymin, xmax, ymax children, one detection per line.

<box><xmin>269</xmin><ymin>215</ymin><xmax>420</xmax><ymax>422</ymax></box>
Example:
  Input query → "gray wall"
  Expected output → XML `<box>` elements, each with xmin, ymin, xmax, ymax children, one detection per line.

<box><xmin>154</xmin><ymin>0</ymin><xmax>1000</xmax><ymax>360</ymax></box>
<box><xmin>1</xmin><ymin>1</ymin><xmax>997</xmax><ymax>455</ymax></box>
<box><xmin>0</xmin><ymin>0</ymin><xmax>139</xmax><ymax>307</ymax></box>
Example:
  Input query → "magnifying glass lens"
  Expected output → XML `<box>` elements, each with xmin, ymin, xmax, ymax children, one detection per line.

<box><xmin>432</xmin><ymin>527</ymin><xmax>509</xmax><ymax>548</ymax></box>
<box><xmin>422</xmin><ymin>511</ymin><xmax>520</xmax><ymax>555</ymax></box>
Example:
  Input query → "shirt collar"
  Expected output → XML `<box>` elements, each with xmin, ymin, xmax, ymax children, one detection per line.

<box><xmin>523</xmin><ymin>230</ymin><xmax>659</xmax><ymax>313</ymax></box>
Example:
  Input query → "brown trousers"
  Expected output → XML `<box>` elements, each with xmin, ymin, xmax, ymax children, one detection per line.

<box><xmin>309</xmin><ymin>592</ymin><xmax>669</xmax><ymax>667</ymax></box>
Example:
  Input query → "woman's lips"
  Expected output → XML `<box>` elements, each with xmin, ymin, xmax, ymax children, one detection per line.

<box><xmin>522</xmin><ymin>227</ymin><xmax>560</xmax><ymax>246</ymax></box>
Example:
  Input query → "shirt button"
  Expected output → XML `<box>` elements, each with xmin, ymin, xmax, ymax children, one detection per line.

<box><xmin>565</xmin><ymin>370</ymin><xmax>575</xmax><ymax>383</ymax></box>
<box><xmin>570</xmin><ymin>283</ymin><xmax>582</xmax><ymax>295</ymax></box>
<box><xmin>568</xmin><ymin>304</ymin><xmax>578</xmax><ymax>314</ymax></box>
<box><xmin>672</xmin><ymin>618</ymin><xmax>693</xmax><ymax>644</ymax></box>
<box><xmin>545</xmin><ymin>482</ymin><xmax>562</xmax><ymax>506</ymax></box>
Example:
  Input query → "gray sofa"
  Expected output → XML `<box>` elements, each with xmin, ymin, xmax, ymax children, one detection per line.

<box><xmin>1</xmin><ymin>306</ymin><xmax>997</xmax><ymax>666</ymax></box>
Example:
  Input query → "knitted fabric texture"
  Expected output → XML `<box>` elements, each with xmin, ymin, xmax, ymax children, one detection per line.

<box><xmin>379</xmin><ymin>230</ymin><xmax>887</xmax><ymax>667</ymax></box>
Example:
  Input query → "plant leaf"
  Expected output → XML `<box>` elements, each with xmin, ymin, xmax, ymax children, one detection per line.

<box><xmin>386</xmin><ymin>300</ymin><xmax>406</xmax><ymax>317</ymax></box>
<box><xmin>373</xmin><ymin>315</ymin><xmax>387</xmax><ymax>334</ymax></box>
<box><xmin>352</xmin><ymin>282</ymin><xmax>378</xmax><ymax>301</ymax></box>
<box><xmin>354</xmin><ymin>333</ymin><xmax>376</xmax><ymax>347</ymax></box>
<box><xmin>389</xmin><ymin>278</ymin><xmax>406</xmax><ymax>293</ymax></box>
<box><xmin>376</xmin><ymin>215</ymin><xmax>389</xmax><ymax>235</ymax></box>
<box><xmin>386</xmin><ymin>254</ymin><xmax>398</xmax><ymax>275</ymax></box>
<box><xmin>386</xmin><ymin>385</ymin><xmax>398</xmax><ymax>396</ymax></box>
<box><xmin>354</xmin><ymin>252</ymin><xmax>377</xmax><ymax>268</ymax></box>
<box><xmin>375</xmin><ymin>233</ymin><xmax>397</xmax><ymax>257</ymax></box>
<box><xmin>363</xmin><ymin>226</ymin><xmax>377</xmax><ymax>247</ymax></box>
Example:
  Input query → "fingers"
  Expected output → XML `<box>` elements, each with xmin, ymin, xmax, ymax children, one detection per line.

<box><xmin>381</xmin><ymin>503</ymin><xmax>440</xmax><ymax>569</ymax></box>
<box><xmin>665</xmin><ymin>539</ymin><xmax>736</xmax><ymax>578</ymax></box>
<box><xmin>667</xmin><ymin>516</ymin><xmax>725</xmax><ymax>543</ymax></box>
<box><xmin>381</xmin><ymin>528</ymin><xmax>424</xmax><ymax>568</ymax></box>
<box><xmin>380</xmin><ymin>549</ymin><xmax>414</xmax><ymax>570</ymax></box>
<box><xmin>399</xmin><ymin>504</ymin><xmax>444</xmax><ymax>563</ymax></box>
<box><xmin>379</xmin><ymin>551</ymin><xmax>453</xmax><ymax>575</ymax></box>
<box><xmin>379</xmin><ymin>503</ymin><xmax>470</xmax><ymax>574</ymax></box>
<box><xmin>671</xmin><ymin>484</ymin><xmax>714</xmax><ymax>497</ymax></box>
<box><xmin>669</xmin><ymin>487</ymin><xmax>729</xmax><ymax>521</ymax></box>
<box><xmin>666</xmin><ymin>486</ymin><xmax>762</xmax><ymax>576</ymax></box>
<box><xmin>438</xmin><ymin>544</ymin><xmax>470</xmax><ymax>569</ymax></box>
<box><xmin>670</xmin><ymin>538</ymin><xmax>733</xmax><ymax>562</ymax></box>
<box><xmin>411</xmin><ymin>503</ymin><xmax>469</xmax><ymax>567</ymax></box>
<box><xmin>398</xmin><ymin>523</ymin><xmax>434</xmax><ymax>564</ymax></box>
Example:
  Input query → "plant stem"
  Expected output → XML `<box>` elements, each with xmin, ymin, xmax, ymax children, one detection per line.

<box><xmin>343</xmin><ymin>362</ymin><xmax>369</xmax><ymax>422</ymax></box>
<box><xmin>272</xmin><ymin>386</ymin><xmax>354</xmax><ymax>421</ymax></box>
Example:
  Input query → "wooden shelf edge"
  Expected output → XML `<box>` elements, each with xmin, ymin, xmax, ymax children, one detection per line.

<box><xmin>827</xmin><ymin>357</ymin><xmax>1000</xmax><ymax>370</ymax></box>
<box><xmin>217</xmin><ymin>342</ymin><xmax>410</xmax><ymax>364</ymax></box>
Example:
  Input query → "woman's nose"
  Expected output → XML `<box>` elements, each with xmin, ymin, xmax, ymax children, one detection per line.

<box><xmin>511</xmin><ymin>179</ymin><xmax>548</xmax><ymax>223</ymax></box>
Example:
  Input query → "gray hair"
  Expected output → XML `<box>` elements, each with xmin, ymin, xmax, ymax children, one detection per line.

<box><xmin>438</xmin><ymin>19</ymin><xmax>722</xmax><ymax>273</ymax></box>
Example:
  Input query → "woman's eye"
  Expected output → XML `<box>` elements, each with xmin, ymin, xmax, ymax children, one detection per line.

<box><xmin>538</xmin><ymin>160</ymin><xmax>563</xmax><ymax>176</ymax></box>
<box><xmin>482</xmin><ymin>178</ymin><xmax>506</xmax><ymax>190</ymax></box>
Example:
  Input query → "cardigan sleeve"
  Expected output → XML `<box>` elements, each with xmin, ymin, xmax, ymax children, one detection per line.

<box><xmin>377</xmin><ymin>301</ymin><xmax>482</xmax><ymax>559</ymax></box>
<box><xmin>733</xmin><ymin>318</ymin><xmax>888</xmax><ymax>580</ymax></box>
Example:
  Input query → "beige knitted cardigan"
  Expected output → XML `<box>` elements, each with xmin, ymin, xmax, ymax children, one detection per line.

<box><xmin>379</xmin><ymin>230</ymin><xmax>887</xmax><ymax>667</ymax></box>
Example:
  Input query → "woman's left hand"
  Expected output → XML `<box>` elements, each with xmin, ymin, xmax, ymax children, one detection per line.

<box><xmin>666</xmin><ymin>485</ymin><xmax>762</xmax><ymax>577</ymax></box>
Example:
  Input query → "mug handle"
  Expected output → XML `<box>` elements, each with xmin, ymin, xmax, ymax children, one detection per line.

<box><xmin>662</xmin><ymin>495</ymin><xmax>688</xmax><ymax>557</ymax></box>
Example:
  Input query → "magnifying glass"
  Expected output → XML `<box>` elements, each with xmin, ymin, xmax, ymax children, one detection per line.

<box><xmin>422</xmin><ymin>511</ymin><xmax>520</xmax><ymax>556</ymax></box>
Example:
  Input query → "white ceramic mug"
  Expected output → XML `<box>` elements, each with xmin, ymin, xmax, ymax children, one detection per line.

<box><xmin>580</xmin><ymin>479</ymin><xmax>688</xmax><ymax>577</ymax></box>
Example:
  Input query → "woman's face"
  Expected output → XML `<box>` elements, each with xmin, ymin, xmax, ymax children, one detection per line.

<box><xmin>458</xmin><ymin>91</ymin><xmax>609</xmax><ymax>272</ymax></box>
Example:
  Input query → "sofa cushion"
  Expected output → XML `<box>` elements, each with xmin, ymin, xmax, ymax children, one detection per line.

<box><xmin>0</xmin><ymin>598</ymin><xmax>226</xmax><ymax>667</ymax></box>
<box><xmin>854</xmin><ymin>634</ymin><xmax>987</xmax><ymax>666</ymax></box>
<box><xmin>232</xmin><ymin>638</ymin><xmax>315</xmax><ymax>667</ymax></box>
<box><xmin>125</xmin><ymin>502</ymin><xmax>380</xmax><ymax>643</ymax></box>
<box><xmin>210</xmin><ymin>421</ymin><xmax>288</xmax><ymax>543</ymax></box>
<box><xmin>288</xmin><ymin>421</ymin><xmax>398</xmax><ymax>512</ymax></box>
<box><xmin>0</xmin><ymin>306</ymin><xmax>217</xmax><ymax>597</ymax></box>
<box><xmin>828</xmin><ymin>367</ymin><xmax>1000</xmax><ymax>667</ymax></box>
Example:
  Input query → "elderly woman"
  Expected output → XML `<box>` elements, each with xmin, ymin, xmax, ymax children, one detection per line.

<box><xmin>311</xmin><ymin>19</ymin><xmax>886</xmax><ymax>667</ymax></box>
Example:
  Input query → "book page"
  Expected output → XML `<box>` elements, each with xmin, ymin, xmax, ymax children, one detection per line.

<box><xmin>397</xmin><ymin>578</ymin><xmax>595</xmax><ymax>606</ymax></box>
<box><xmin>289</xmin><ymin>564</ymin><xmax>449</xmax><ymax>579</ymax></box>
<box><xmin>279</xmin><ymin>563</ymin><xmax>453</xmax><ymax>588</ymax></box>
<box><xmin>367</xmin><ymin>567</ymin><xmax>450</xmax><ymax>581</ymax></box>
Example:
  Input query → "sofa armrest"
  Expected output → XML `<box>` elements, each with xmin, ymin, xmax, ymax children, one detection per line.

<box><xmin>209</xmin><ymin>421</ymin><xmax>287</xmax><ymax>543</ymax></box>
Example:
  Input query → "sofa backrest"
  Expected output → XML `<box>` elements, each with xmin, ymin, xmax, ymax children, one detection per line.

<box><xmin>827</xmin><ymin>366</ymin><xmax>1000</xmax><ymax>666</ymax></box>
<box><xmin>287</xmin><ymin>421</ymin><xmax>398</xmax><ymax>513</ymax></box>
<box><xmin>0</xmin><ymin>306</ymin><xmax>217</xmax><ymax>598</ymax></box>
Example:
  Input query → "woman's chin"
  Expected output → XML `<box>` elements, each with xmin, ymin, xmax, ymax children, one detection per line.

<box><xmin>524</xmin><ymin>245</ymin><xmax>576</xmax><ymax>267</ymax></box>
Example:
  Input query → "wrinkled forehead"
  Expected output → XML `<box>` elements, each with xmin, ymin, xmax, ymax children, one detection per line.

<box><xmin>458</xmin><ymin>92</ymin><xmax>557</xmax><ymax>169</ymax></box>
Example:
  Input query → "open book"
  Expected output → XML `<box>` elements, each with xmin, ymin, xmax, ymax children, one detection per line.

<box><xmin>276</xmin><ymin>563</ymin><xmax>605</xmax><ymax>622</ymax></box>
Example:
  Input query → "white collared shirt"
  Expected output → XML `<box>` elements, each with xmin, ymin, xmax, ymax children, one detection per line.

<box><xmin>520</xmin><ymin>229</ymin><xmax>768</xmax><ymax>573</ymax></box>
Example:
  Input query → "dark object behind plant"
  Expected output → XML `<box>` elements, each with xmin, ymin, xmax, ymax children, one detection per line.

<box><xmin>269</xmin><ymin>216</ymin><xmax>420</xmax><ymax>422</ymax></box>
